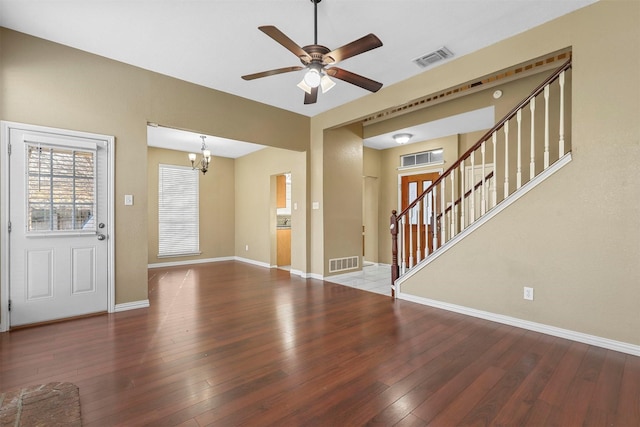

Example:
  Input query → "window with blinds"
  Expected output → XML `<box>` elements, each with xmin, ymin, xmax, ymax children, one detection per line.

<box><xmin>158</xmin><ymin>164</ymin><xmax>200</xmax><ymax>257</ymax></box>
<box><xmin>26</xmin><ymin>144</ymin><xmax>96</xmax><ymax>233</ymax></box>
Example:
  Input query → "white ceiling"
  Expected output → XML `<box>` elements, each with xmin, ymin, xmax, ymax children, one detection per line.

<box><xmin>364</xmin><ymin>106</ymin><xmax>495</xmax><ymax>150</ymax></box>
<box><xmin>147</xmin><ymin>125</ymin><xmax>266</xmax><ymax>158</ymax></box>
<box><xmin>0</xmin><ymin>0</ymin><xmax>595</xmax><ymax>153</ymax></box>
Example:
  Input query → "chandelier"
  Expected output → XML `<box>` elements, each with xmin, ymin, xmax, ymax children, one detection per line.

<box><xmin>188</xmin><ymin>135</ymin><xmax>211</xmax><ymax>175</ymax></box>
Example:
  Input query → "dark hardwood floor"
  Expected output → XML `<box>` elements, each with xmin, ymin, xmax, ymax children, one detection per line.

<box><xmin>1</xmin><ymin>261</ymin><xmax>638</xmax><ymax>426</ymax></box>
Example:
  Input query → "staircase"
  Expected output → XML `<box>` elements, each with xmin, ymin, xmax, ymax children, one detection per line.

<box><xmin>390</xmin><ymin>58</ymin><xmax>572</xmax><ymax>297</ymax></box>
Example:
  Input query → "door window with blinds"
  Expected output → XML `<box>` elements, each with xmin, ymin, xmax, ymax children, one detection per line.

<box><xmin>25</xmin><ymin>143</ymin><xmax>96</xmax><ymax>234</ymax></box>
<box><xmin>158</xmin><ymin>164</ymin><xmax>200</xmax><ymax>257</ymax></box>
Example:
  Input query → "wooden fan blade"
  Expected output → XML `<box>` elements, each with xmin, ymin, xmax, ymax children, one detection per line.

<box><xmin>259</xmin><ymin>26</ymin><xmax>312</xmax><ymax>63</ymax></box>
<box><xmin>323</xmin><ymin>34</ymin><xmax>383</xmax><ymax>64</ymax></box>
<box><xmin>304</xmin><ymin>86</ymin><xmax>318</xmax><ymax>104</ymax></box>
<box><xmin>326</xmin><ymin>67</ymin><xmax>383</xmax><ymax>92</ymax></box>
<box><xmin>242</xmin><ymin>66</ymin><xmax>304</xmax><ymax>81</ymax></box>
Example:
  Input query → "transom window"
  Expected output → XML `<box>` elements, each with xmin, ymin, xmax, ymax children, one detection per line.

<box><xmin>400</xmin><ymin>149</ymin><xmax>443</xmax><ymax>168</ymax></box>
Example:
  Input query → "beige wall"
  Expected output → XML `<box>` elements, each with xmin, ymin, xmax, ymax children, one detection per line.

<box><xmin>147</xmin><ymin>147</ymin><xmax>235</xmax><ymax>265</ymax></box>
<box><xmin>363</xmin><ymin>147</ymin><xmax>381</xmax><ymax>263</ymax></box>
<box><xmin>322</xmin><ymin>124</ymin><xmax>364</xmax><ymax>276</ymax></box>
<box><xmin>0</xmin><ymin>28</ymin><xmax>309</xmax><ymax>307</ymax></box>
<box><xmin>234</xmin><ymin>147</ymin><xmax>307</xmax><ymax>273</ymax></box>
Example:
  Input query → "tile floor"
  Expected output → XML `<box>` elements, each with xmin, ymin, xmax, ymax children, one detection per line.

<box><xmin>323</xmin><ymin>263</ymin><xmax>392</xmax><ymax>296</ymax></box>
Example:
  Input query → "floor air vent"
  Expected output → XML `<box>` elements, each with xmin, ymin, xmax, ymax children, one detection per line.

<box><xmin>413</xmin><ymin>46</ymin><xmax>454</xmax><ymax>68</ymax></box>
<box><xmin>329</xmin><ymin>256</ymin><xmax>359</xmax><ymax>273</ymax></box>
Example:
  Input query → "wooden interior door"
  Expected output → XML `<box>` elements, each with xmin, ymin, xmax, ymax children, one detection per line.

<box><xmin>401</xmin><ymin>172</ymin><xmax>440</xmax><ymax>265</ymax></box>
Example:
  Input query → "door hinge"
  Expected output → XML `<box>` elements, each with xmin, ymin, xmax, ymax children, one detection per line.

<box><xmin>7</xmin><ymin>221</ymin><xmax>11</xmax><ymax>233</ymax></box>
<box><xmin>8</xmin><ymin>300</ymin><xmax>11</xmax><ymax>312</ymax></box>
<box><xmin>7</xmin><ymin>144</ymin><xmax>10</xmax><ymax>155</ymax></box>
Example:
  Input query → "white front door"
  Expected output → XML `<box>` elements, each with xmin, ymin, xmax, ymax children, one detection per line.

<box><xmin>3</xmin><ymin>123</ymin><xmax>113</xmax><ymax>327</ymax></box>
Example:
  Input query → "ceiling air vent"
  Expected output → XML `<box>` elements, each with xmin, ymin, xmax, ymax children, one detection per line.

<box><xmin>413</xmin><ymin>47</ymin><xmax>454</xmax><ymax>69</ymax></box>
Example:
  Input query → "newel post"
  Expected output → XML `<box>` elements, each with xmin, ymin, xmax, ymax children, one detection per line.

<box><xmin>390</xmin><ymin>210</ymin><xmax>399</xmax><ymax>298</ymax></box>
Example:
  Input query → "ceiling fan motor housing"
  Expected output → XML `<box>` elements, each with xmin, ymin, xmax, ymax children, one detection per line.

<box><xmin>300</xmin><ymin>45</ymin><xmax>330</xmax><ymax>65</ymax></box>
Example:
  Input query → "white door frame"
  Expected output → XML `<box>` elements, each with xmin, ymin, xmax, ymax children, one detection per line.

<box><xmin>0</xmin><ymin>121</ymin><xmax>115</xmax><ymax>332</ymax></box>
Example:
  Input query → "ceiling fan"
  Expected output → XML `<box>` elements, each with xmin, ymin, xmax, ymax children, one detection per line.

<box><xmin>241</xmin><ymin>0</ymin><xmax>383</xmax><ymax>105</ymax></box>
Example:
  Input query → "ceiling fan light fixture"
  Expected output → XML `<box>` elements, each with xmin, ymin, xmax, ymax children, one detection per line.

<box><xmin>393</xmin><ymin>133</ymin><xmax>413</xmax><ymax>144</ymax></box>
<box><xmin>297</xmin><ymin>79</ymin><xmax>313</xmax><ymax>94</ymax></box>
<box><xmin>303</xmin><ymin>67</ymin><xmax>322</xmax><ymax>88</ymax></box>
<box><xmin>320</xmin><ymin>74</ymin><xmax>336</xmax><ymax>93</ymax></box>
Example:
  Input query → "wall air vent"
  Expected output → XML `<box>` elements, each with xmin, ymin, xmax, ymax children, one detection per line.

<box><xmin>329</xmin><ymin>256</ymin><xmax>359</xmax><ymax>273</ymax></box>
<box><xmin>413</xmin><ymin>47</ymin><xmax>454</xmax><ymax>69</ymax></box>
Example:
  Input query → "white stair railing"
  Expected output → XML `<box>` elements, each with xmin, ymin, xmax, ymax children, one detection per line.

<box><xmin>390</xmin><ymin>58</ymin><xmax>572</xmax><ymax>296</ymax></box>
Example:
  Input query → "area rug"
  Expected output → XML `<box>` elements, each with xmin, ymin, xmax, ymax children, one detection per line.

<box><xmin>0</xmin><ymin>382</ymin><xmax>81</xmax><ymax>426</ymax></box>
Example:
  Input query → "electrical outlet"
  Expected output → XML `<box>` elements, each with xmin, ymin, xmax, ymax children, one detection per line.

<box><xmin>523</xmin><ymin>287</ymin><xmax>534</xmax><ymax>301</ymax></box>
<box><xmin>245</xmin><ymin>245</ymin><xmax>249</xmax><ymax>251</ymax></box>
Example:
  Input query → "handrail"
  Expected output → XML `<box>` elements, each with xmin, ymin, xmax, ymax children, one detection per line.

<box><xmin>395</xmin><ymin>58</ymin><xmax>572</xmax><ymax>221</ymax></box>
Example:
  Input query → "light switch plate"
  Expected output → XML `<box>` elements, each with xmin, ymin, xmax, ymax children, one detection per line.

<box><xmin>124</xmin><ymin>194</ymin><xmax>134</xmax><ymax>206</ymax></box>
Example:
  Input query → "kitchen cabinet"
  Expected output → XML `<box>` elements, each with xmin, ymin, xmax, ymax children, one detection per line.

<box><xmin>277</xmin><ymin>228</ymin><xmax>291</xmax><ymax>266</ymax></box>
<box><xmin>276</xmin><ymin>175</ymin><xmax>286</xmax><ymax>208</ymax></box>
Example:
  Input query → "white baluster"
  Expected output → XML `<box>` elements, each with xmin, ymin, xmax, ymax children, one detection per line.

<box><xmin>492</xmin><ymin>132</ymin><xmax>497</xmax><ymax>208</ymax></box>
<box><xmin>400</xmin><ymin>215</ymin><xmax>406</xmax><ymax>274</ymax></box>
<box><xmin>440</xmin><ymin>180</ymin><xmax>446</xmax><ymax>244</ymax></box>
<box><xmin>504</xmin><ymin>121</ymin><xmax>510</xmax><ymax>199</ymax></box>
<box><xmin>450</xmin><ymin>172</ymin><xmax>456</xmax><ymax>238</ymax></box>
<box><xmin>481</xmin><ymin>141</ymin><xmax>486</xmax><ymax>216</ymax></box>
<box><xmin>516</xmin><ymin>109</ymin><xmax>522</xmax><ymax>189</ymax></box>
<box><xmin>408</xmin><ymin>210</ymin><xmax>414</xmax><ymax>269</ymax></box>
<box><xmin>432</xmin><ymin>187</ymin><xmax>438</xmax><ymax>251</ymax></box>
<box><xmin>530</xmin><ymin>97</ymin><xmax>536</xmax><ymax>180</ymax></box>
<box><xmin>544</xmin><ymin>85</ymin><xmax>550</xmax><ymax>168</ymax></box>
<box><xmin>460</xmin><ymin>159</ymin><xmax>466</xmax><ymax>231</ymax></box>
<box><xmin>416</xmin><ymin>199</ymin><xmax>422</xmax><ymax>263</ymax></box>
<box><xmin>559</xmin><ymin>71</ymin><xmax>565</xmax><ymax>158</ymax></box>
<box><xmin>470</xmin><ymin>152</ymin><xmax>475</xmax><ymax>223</ymax></box>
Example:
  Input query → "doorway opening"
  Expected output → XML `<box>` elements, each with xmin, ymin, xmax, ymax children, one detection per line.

<box><xmin>275</xmin><ymin>173</ymin><xmax>292</xmax><ymax>269</ymax></box>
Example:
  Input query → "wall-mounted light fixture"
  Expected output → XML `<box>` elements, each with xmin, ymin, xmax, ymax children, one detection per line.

<box><xmin>188</xmin><ymin>135</ymin><xmax>211</xmax><ymax>175</ymax></box>
<box><xmin>393</xmin><ymin>133</ymin><xmax>413</xmax><ymax>144</ymax></box>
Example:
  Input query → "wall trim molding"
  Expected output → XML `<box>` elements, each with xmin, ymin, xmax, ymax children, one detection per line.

<box><xmin>398</xmin><ymin>292</ymin><xmax>640</xmax><ymax>357</ymax></box>
<box><xmin>114</xmin><ymin>300</ymin><xmax>150</xmax><ymax>312</ymax></box>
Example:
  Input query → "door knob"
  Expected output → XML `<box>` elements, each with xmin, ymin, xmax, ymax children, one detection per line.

<box><xmin>97</xmin><ymin>234</ymin><xmax>106</xmax><ymax>241</ymax></box>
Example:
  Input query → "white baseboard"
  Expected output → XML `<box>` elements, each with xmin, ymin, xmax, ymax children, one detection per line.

<box><xmin>148</xmin><ymin>256</ymin><xmax>322</xmax><ymax>282</ymax></box>
<box><xmin>114</xmin><ymin>299</ymin><xmax>150</xmax><ymax>312</ymax></box>
<box><xmin>233</xmin><ymin>256</ymin><xmax>271</xmax><ymax>269</ymax></box>
<box><xmin>398</xmin><ymin>292</ymin><xmax>640</xmax><ymax>357</ymax></box>
<box><xmin>148</xmin><ymin>256</ymin><xmax>234</xmax><ymax>269</ymax></box>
